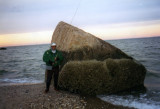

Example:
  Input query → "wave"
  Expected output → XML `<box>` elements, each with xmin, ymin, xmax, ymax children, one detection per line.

<box><xmin>98</xmin><ymin>93</ymin><xmax>160</xmax><ymax>109</ymax></box>
<box><xmin>146</xmin><ymin>70</ymin><xmax>160</xmax><ymax>78</ymax></box>
<box><xmin>0</xmin><ymin>70</ymin><xmax>9</xmax><ymax>75</ymax></box>
<box><xmin>147</xmin><ymin>69</ymin><xmax>160</xmax><ymax>74</ymax></box>
<box><xmin>0</xmin><ymin>78</ymin><xmax>43</xmax><ymax>83</ymax></box>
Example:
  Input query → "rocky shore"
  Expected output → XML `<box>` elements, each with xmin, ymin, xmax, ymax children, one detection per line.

<box><xmin>0</xmin><ymin>83</ymin><xmax>133</xmax><ymax>109</ymax></box>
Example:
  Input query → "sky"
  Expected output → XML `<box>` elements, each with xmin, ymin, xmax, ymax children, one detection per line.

<box><xmin>0</xmin><ymin>0</ymin><xmax>160</xmax><ymax>47</ymax></box>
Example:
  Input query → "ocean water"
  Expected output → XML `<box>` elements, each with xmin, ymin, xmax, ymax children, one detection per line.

<box><xmin>0</xmin><ymin>37</ymin><xmax>160</xmax><ymax>109</ymax></box>
<box><xmin>99</xmin><ymin>37</ymin><xmax>160</xmax><ymax>109</ymax></box>
<box><xmin>0</xmin><ymin>44</ymin><xmax>49</xmax><ymax>83</ymax></box>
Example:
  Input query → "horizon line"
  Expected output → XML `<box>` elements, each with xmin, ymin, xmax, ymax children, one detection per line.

<box><xmin>1</xmin><ymin>36</ymin><xmax>159</xmax><ymax>48</ymax></box>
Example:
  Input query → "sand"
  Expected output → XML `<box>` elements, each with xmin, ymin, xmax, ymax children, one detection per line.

<box><xmin>0</xmin><ymin>83</ymin><xmax>133</xmax><ymax>109</ymax></box>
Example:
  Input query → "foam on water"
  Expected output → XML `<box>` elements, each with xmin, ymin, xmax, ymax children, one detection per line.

<box><xmin>98</xmin><ymin>93</ymin><xmax>160</xmax><ymax>109</ymax></box>
<box><xmin>0</xmin><ymin>78</ymin><xmax>43</xmax><ymax>83</ymax></box>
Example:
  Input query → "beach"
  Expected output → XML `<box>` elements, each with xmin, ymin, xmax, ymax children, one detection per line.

<box><xmin>0</xmin><ymin>37</ymin><xmax>160</xmax><ymax>109</ymax></box>
<box><xmin>0</xmin><ymin>83</ymin><xmax>132</xmax><ymax>109</ymax></box>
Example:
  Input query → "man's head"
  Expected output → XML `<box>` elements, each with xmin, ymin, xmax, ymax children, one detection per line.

<box><xmin>51</xmin><ymin>43</ymin><xmax>56</xmax><ymax>50</ymax></box>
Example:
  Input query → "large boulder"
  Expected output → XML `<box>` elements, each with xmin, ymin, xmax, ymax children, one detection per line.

<box><xmin>58</xmin><ymin>59</ymin><xmax>146</xmax><ymax>95</ymax></box>
<box><xmin>50</xmin><ymin>21</ymin><xmax>146</xmax><ymax>95</ymax></box>
<box><xmin>51</xmin><ymin>21</ymin><xmax>132</xmax><ymax>64</ymax></box>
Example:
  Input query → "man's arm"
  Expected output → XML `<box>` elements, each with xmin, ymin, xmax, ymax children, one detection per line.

<box><xmin>43</xmin><ymin>50</ymin><xmax>51</xmax><ymax>65</ymax></box>
<box><xmin>57</xmin><ymin>51</ymin><xmax>64</xmax><ymax>66</ymax></box>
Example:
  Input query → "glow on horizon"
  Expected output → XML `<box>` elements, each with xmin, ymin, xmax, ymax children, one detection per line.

<box><xmin>1</xmin><ymin>0</ymin><xmax>160</xmax><ymax>47</ymax></box>
<box><xmin>83</xmin><ymin>20</ymin><xmax>160</xmax><ymax>40</ymax></box>
<box><xmin>0</xmin><ymin>31</ymin><xmax>52</xmax><ymax>47</ymax></box>
<box><xmin>0</xmin><ymin>20</ymin><xmax>160</xmax><ymax>47</ymax></box>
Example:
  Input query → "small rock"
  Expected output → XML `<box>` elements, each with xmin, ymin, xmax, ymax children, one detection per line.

<box><xmin>25</xmin><ymin>90</ymin><xmax>29</xmax><ymax>93</ymax></box>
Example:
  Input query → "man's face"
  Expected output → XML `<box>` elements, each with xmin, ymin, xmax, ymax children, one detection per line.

<box><xmin>51</xmin><ymin>46</ymin><xmax>56</xmax><ymax>50</ymax></box>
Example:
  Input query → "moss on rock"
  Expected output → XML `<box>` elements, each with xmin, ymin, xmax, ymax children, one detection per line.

<box><xmin>58</xmin><ymin>59</ymin><xmax>146</xmax><ymax>95</ymax></box>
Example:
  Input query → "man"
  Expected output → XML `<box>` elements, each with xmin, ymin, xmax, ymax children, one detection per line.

<box><xmin>43</xmin><ymin>42</ymin><xmax>63</xmax><ymax>93</ymax></box>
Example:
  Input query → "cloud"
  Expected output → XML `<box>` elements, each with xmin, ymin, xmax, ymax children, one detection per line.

<box><xmin>0</xmin><ymin>0</ymin><xmax>160</xmax><ymax>34</ymax></box>
<box><xmin>82</xmin><ymin>20</ymin><xmax>160</xmax><ymax>40</ymax></box>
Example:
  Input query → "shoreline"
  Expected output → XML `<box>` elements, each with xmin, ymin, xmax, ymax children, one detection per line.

<box><xmin>0</xmin><ymin>83</ymin><xmax>132</xmax><ymax>109</ymax></box>
<box><xmin>0</xmin><ymin>82</ymin><xmax>43</xmax><ymax>86</ymax></box>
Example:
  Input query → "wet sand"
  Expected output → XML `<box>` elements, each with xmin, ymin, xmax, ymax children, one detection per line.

<box><xmin>0</xmin><ymin>83</ymin><xmax>133</xmax><ymax>109</ymax></box>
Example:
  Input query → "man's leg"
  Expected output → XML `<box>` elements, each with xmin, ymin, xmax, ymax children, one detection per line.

<box><xmin>53</xmin><ymin>66</ymin><xmax>59</xmax><ymax>90</ymax></box>
<box><xmin>46</xmin><ymin>70</ymin><xmax>53</xmax><ymax>92</ymax></box>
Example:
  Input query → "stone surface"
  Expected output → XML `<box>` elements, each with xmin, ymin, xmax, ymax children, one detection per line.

<box><xmin>51</xmin><ymin>21</ymin><xmax>132</xmax><ymax>63</ymax></box>
<box><xmin>50</xmin><ymin>21</ymin><xmax>146</xmax><ymax>95</ymax></box>
<box><xmin>0</xmin><ymin>83</ymin><xmax>131</xmax><ymax>109</ymax></box>
<box><xmin>58</xmin><ymin>59</ymin><xmax>146</xmax><ymax>95</ymax></box>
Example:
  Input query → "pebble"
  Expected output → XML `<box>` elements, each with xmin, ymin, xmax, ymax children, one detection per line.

<box><xmin>0</xmin><ymin>84</ymin><xmax>87</xmax><ymax>109</ymax></box>
<box><xmin>25</xmin><ymin>90</ymin><xmax>29</xmax><ymax>93</ymax></box>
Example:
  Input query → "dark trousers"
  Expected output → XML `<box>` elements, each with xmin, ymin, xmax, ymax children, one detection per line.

<box><xmin>46</xmin><ymin>66</ymin><xmax>59</xmax><ymax>90</ymax></box>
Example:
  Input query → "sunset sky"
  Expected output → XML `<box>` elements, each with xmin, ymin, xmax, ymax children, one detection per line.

<box><xmin>0</xmin><ymin>0</ymin><xmax>160</xmax><ymax>47</ymax></box>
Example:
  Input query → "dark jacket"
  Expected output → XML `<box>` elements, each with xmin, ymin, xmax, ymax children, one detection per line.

<box><xmin>43</xmin><ymin>49</ymin><xmax>63</xmax><ymax>67</ymax></box>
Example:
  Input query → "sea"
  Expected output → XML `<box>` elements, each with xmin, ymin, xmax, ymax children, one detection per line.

<box><xmin>0</xmin><ymin>36</ymin><xmax>160</xmax><ymax>109</ymax></box>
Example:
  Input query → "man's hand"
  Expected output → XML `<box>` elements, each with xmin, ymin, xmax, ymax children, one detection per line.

<box><xmin>48</xmin><ymin>60</ymin><xmax>53</xmax><ymax>65</ymax></box>
<box><xmin>52</xmin><ymin>62</ymin><xmax>55</xmax><ymax>66</ymax></box>
<box><xmin>48</xmin><ymin>60</ymin><xmax>56</xmax><ymax>66</ymax></box>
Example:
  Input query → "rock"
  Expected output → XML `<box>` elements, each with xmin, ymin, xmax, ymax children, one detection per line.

<box><xmin>0</xmin><ymin>47</ymin><xmax>7</xmax><ymax>50</ymax></box>
<box><xmin>58</xmin><ymin>59</ymin><xmax>146</xmax><ymax>95</ymax></box>
<box><xmin>50</xmin><ymin>21</ymin><xmax>146</xmax><ymax>95</ymax></box>
<box><xmin>51</xmin><ymin>21</ymin><xmax>132</xmax><ymax>64</ymax></box>
<box><xmin>25</xmin><ymin>90</ymin><xmax>29</xmax><ymax>93</ymax></box>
